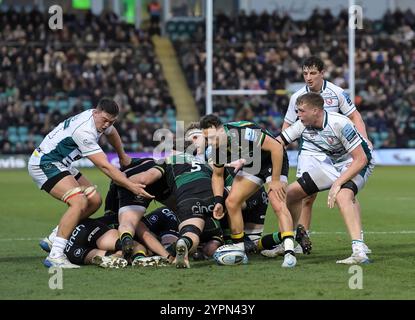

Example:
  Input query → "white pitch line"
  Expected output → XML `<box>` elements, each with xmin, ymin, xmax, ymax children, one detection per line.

<box><xmin>0</xmin><ymin>238</ymin><xmax>41</xmax><ymax>241</ymax></box>
<box><xmin>1</xmin><ymin>231</ymin><xmax>415</xmax><ymax>241</ymax></box>
<box><xmin>311</xmin><ymin>231</ymin><xmax>415</xmax><ymax>235</ymax></box>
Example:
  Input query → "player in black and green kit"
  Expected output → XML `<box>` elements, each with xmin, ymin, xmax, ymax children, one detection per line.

<box><xmin>200</xmin><ymin>114</ymin><xmax>297</xmax><ymax>268</ymax></box>
<box><xmin>143</xmin><ymin>152</ymin><xmax>217</xmax><ymax>268</ymax></box>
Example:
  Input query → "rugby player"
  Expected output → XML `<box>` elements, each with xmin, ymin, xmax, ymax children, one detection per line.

<box><xmin>200</xmin><ymin>115</ymin><xmax>297</xmax><ymax>268</ymax></box>
<box><xmin>28</xmin><ymin>98</ymin><xmax>150</xmax><ymax>268</ymax></box>
<box><xmin>280</xmin><ymin>92</ymin><xmax>374</xmax><ymax>264</ymax></box>
<box><xmin>281</xmin><ymin>56</ymin><xmax>372</xmax><ymax>254</ymax></box>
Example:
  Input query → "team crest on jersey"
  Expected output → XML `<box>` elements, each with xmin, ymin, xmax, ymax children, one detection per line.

<box><xmin>74</xmin><ymin>248</ymin><xmax>84</xmax><ymax>257</ymax></box>
<box><xmin>327</xmin><ymin>136</ymin><xmax>335</xmax><ymax>145</ymax></box>
<box><xmin>325</xmin><ymin>98</ymin><xmax>333</xmax><ymax>105</ymax></box>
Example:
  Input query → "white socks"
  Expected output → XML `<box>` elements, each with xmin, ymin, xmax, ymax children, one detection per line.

<box><xmin>284</xmin><ymin>237</ymin><xmax>294</xmax><ymax>253</ymax></box>
<box><xmin>49</xmin><ymin>236</ymin><xmax>68</xmax><ymax>258</ymax></box>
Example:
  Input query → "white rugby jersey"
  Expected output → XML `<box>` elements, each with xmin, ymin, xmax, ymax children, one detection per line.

<box><xmin>29</xmin><ymin>109</ymin><xmax>113</xmax><ymax>166</ymax></box>
<box><xmin>281</xmin><ymin>111</ymin><xmax>371</xmax><ymax>164</ymax></box>
<box><xmin>284</xmin><ymin>80</ymin><xmax>356</xmax><ymax>125</ymax></box>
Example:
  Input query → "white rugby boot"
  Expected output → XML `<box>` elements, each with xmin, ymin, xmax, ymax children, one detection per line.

<box><xmin>44</xmin><ymin>254</ymin><xmax>80</xmax><ymax>269</ymax></box>
<box><xmin>91</xmin><ymin>255</ymin><xmax>128</xmax><ymax>269</ymax></box>
<box><xmin>260</xmin><ymin>243</ymin><xmax>285</xmax><ymax>258</ymax></box>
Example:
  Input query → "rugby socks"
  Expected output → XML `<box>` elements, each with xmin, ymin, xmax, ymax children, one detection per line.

<box><xmin>258</xmin><ymin>232</ymin><xmax>282</xmax><ymax>250</ymax></box>
<box><xmin>131</xmin><ymin>250</ymin><xmax>147</xmax><ymax>261</ymax></box>
<box><xmin>231</xmin><ymin>232</ymin><xmax>245</xmax><ymax>251</ymax></box>
<box><xmin>49</xmin><ymin>236</ymin><xmax>68</xmax><ymax>258</ymax></box>
<box><xmin>281</xmin><ymin>231</ymin><xmax>295</xmax><ymax>255</ymax></box>
<box><xmin>181</xmin><ymin>236</ymin><xmax>193</xmax><ymax>251</ymax></box>
<box><xmin>120</xmin><ymin>231</ymin><xmax>133</xmax><ymax>242</ymax></box>
<box><xmin>49</xmin><ymin>226</ymin><xmax>58</xmax><ymax>243</ymax></box>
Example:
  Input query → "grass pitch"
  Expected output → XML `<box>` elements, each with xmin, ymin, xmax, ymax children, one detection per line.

<box><xmin>0</xmin><ymin>166</ymin><xmax>414</xmax><ymax>300</ymax></box>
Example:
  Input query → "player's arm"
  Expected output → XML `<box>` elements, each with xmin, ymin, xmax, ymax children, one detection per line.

<box><xmin>129</xmin><ymin>167</ymin><xmax>164</xmax><ymax>186</ymax></box>
<box><xmin>281</xmin><ymin>121</ymin><xmax>291</xmax><ymax>131</ymax></box>
<box><xmin>104</xmin><ymin>126</ymin><xmax>131</xmax><ymax>167</ymax></box>
<box><xmin>347</xmin><ymin>110</ymin><xmax>372</xmax><ymax>149</ymax></box>
<box><xmin>328</xmin><ymin>144</ymin><xmax>367</xmax><ymax>208</ymax></box>
<box><xmin>262</xmin><ymin>135</ymin><xmax>285</xmax><ymax>201</ymax></box>
<box><xmin>212</xmin><ymin>165</ymin><xmax>225</xmax><ymax>219</ymax></box>
<box><xmin>282</xmin><ymin>95</ymin><xmax>298</xmax><ymax>130</ymax></box>
<box><xmin>135</xmin><ymin>222</ymin><xmax>171</xmax><ymax>259</ymax></box>
<box><xmin>87</xmin><ymin>152</ymin><xmax>154</xmax><ymax>198</ymax></box>
<box><xmin>339</xmin><ymin>90</ymin><xmax>372</xmax><ymax>149</ymax></box>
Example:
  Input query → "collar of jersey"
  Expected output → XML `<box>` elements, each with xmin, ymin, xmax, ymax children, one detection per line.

<box><xmin>306</xmin><ymin>80</ymin><xmax>327</xmax><ymax>93</ymax></box>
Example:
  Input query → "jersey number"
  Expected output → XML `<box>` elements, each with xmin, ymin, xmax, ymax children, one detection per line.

<box><xmin>191</xmin><ymin>161</ymin><xmax>202</xmax><ymax>172</ymax></box>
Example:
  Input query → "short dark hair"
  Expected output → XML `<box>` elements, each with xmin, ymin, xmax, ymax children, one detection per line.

<box><xmin>296</xmin><ymin>92</ymin><xmax>324</xmax><ymax>109</ymax></box>
<box><xmin>200</xmin><ymin>114</ymin><xmax>223</xmax><ymax>129</ymax></box>
<box><xmin>97</xmin><ymin>98</ymin><xmax>119</xmax><ymax>116</ymax></box>
<box><xmin>302</xmin><ymin>56</ymin><xmax>324</xmax><ymax>72</ymax></box>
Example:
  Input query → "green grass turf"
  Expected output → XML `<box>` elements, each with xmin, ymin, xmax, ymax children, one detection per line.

<box><xmin>0</xmin><ymin>166</ymin><xmax>414</xmax><ymax>300</ymax></box>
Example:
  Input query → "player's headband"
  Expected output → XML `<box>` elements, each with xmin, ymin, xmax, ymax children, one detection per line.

<box><xmin>185</xmin><ymin>129</ymin><xmax>203</xmax><ymax>140</ymax></box>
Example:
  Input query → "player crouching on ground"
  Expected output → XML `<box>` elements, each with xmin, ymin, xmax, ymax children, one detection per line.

<box><xmin>279</xmin><ymin>92</ymin><xmax>374</xmax><ymax>264</ymax></box>
<box><xmin>200</xmin><ymin>115</ymin><xmax>297</xmax><ymax>268</ymax></box>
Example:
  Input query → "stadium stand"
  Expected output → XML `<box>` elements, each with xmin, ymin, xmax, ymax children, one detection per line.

<box><xmin>0</xmin><ymin>7</ymin><xmax>176</xmax><ymax>154</ymax></box>
<box><xmin>172</xmin><ymin>8</ymin><xmax>415</xmax><ymax>149</ymax></box>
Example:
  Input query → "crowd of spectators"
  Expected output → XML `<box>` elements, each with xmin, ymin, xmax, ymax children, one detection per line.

<box><xmin>0</xmin><ymin>7</ymin><xmax>176</xmax><ymax>154</ymax></box>
<box><xmin>174</xmin><ymin>8</ymin><xmax>415</xmax><ymax>149</ymax></box>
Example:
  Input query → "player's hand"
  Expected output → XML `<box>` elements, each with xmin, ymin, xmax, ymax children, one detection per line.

<box><xmin>328</xmin><ymin>183</ymin><xmax>341</xmax><ymax>208</ymax></box>
<box><xmin>119</xmin><ymin>153</ymin><xmax>132</xmax><ymax>169</ymax></box>
<box><xmin>213</xmin><ymin>203</ymin><xmax>225</xmax><ymax>220</ymax></box>
<box><xmin>225</xmin><ymin>158</ymin><xmax>246</xmax><ymax>173</ymax></box>
<box><xmin>130</xmin><ymin>183</ymin><xmax>155</xmax><ymax>199</ymax></box>
<box><xmin>268</xmin><ymin>180</ymin><xmax>286</xmax><ymax>202</ymax></box>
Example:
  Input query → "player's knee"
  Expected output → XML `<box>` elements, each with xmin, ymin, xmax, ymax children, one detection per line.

<box><xmin>335</xmin><ymin>191</ymin><xmax>353</xmax><ymax>208</ymax></box>
<box><xmin>270</xmin><ymin>198</ymin><xmax>285</xmax><ymax>214</ymax></box>
<box><xmin>225</xmin><ymin>195</ymin><xmax>242</xmax><ymax>212</ymax></box>
<box><xmin>303</xmin><ymin>193</ymin><xmax>317</xmax><ymax>206</ymax></box>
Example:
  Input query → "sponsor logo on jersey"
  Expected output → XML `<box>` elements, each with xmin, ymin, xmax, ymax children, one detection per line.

<box><xmin>192</xmin><ymin>202</ymin><xmax>215</xmax><ymax>215</ymax></box>
<box><xmin>74</xmin><ymin>248</ymin><xmax>84</xmax><ymax>257</ymax></box>
<box><xmin>244</xmin><ymin>128</ymin><xmax>258</xmax><ymax>142</ymax></box>
<box><xmin>82</xmin><ymin>139</ymin><xmax>95</xmax><ymax>146</ymax></box>
<box><xmin>342</xmin><ymin>91</ymin><xmax>353</xmax><ymax>105</ymax></box>
<box><xmin>88</xmin><ymin>227</ymin><xmax>101</xmax><ymax>242</ymax></box>
<box><xmin>342</xmin><ymin>124</ymin><xmax>357</xmax><ymax>142</ymax></box>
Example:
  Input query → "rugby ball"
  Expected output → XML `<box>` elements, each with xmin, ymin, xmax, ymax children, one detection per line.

<box><xmin>213</xmin><ymin>244</ymin><xmax>246</xmax><ymax>266</ymax></box>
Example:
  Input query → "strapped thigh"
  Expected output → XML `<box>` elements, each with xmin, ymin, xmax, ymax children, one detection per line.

<box><xmin>61</xmin><ymin>187</ymin><xmax>84</xmax><ymax>203</ymax></box>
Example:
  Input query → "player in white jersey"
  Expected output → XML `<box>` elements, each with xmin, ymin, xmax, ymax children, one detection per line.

<box><xmin>28</xmin><ymin>98</ymin><xmax>153</xmax><ymax>268</ymax></box>
<box><xmin>279</xmin><ymin>93</ymin><xmax>374</xmax><ymax>264</ymax></box>
<box><xmin>282</xmin><ymin>56</ymin><xmax>371</xmax><ymax>253</ymax></box>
